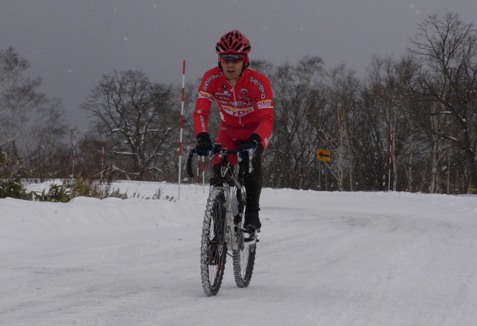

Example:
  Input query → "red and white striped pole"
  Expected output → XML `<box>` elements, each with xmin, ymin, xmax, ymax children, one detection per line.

<box><xmin>178</xmin><ymin>60</ymin><xmax>186</xmax><ymax>200</ymax></box>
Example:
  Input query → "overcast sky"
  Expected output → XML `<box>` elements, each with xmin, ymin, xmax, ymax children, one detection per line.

<box><xmin>1</xmin><ymin>0</ymin><xmax>476</xmax><ymax>132</ymax></box>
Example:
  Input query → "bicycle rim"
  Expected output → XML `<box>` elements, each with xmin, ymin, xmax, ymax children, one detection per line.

<box><xmin>200</xmin><ymin>189</ymin><xmax>227</xmax><ymax>296</ymax></box>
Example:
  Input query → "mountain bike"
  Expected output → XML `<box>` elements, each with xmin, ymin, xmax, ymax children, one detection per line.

<box><xmin>187</xmin><ymin>144</ymin><xmax>258</xmax><ymax>296</ymax></box>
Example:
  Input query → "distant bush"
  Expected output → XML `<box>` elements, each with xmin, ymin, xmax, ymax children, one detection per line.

<box><xmin>31</xmin><ymin>178</ymin><xmax>104</xmax><ymax>202</ymax></box>
<box><xmin>32</xmin><ymin>183</ymin><xmax>71</xmax><ymax>202</ymax></box>
<box><xmin>0</xmin><ymin>168</ymin><xmax>32</xmax><ymax>200</ymax></box>
<box><xmin>0</xmin><ymin>177</ymin><xmax>32</xmax><ymax>200</ymax></box>
<box><xmin>70</xmin><ymin>177</ymin><xmax>101</xmax><ymax>198</ymax></box>
<box><xmin>103</xmin><ymin>187</ymin><xmax>129</xmax><ymax>199</ymax></box>
<box><xmin>1</xmin><ymin>174</ymin><xmax>165</xmax><ymax>202</ymax></box>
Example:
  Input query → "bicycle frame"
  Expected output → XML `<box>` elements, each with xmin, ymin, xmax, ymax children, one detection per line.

<box><xmin>208</xmin><ymin>147</ymin><xmax>250</xmax><ymax>250</ymax></box>
<box><xmin>187</xmin><ymin>145</ymin><xmax>253</xmax><ymax>249</ymax></box>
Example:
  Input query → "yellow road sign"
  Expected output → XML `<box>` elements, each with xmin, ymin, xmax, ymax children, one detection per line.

<box><xmin>316</xmin><ymin>148</ymin><xmax>331</xmax><ymax>162</ymax></box>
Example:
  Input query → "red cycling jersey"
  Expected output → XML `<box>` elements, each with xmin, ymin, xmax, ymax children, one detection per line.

<box><xmin>193</xmin><ymin>66</ymin><xmax>274</xmax><ymax>149</ymax></box>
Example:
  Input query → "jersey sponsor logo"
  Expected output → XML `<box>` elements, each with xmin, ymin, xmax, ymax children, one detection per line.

<box><xmin>239</xmin><ymin>88</ymin><xmax>250</xmax><ymax>100</ymax></box>
<box><xmin>257</xmin><ymin>99</ymin><xmax>273</xmax><ymax>109</ymax></box>
<box><xmin>202</xmin><ymin>72</ymin><xmax>222</xmax><ymax>91</ymax></box>
<box><xmin>249</xmin><ymin>76</ymin><xmax>266</xmax><ymax>99</ymax></box>
<box><xmin>222</xmin><ymin>105</ymin><xmax>254</xmax><ymax>117</ymax></box>
<box><xmin>198</xmin><ymin>91</ymin><xmax>213</xmax><ymax>101</ymax></box>
<box><xmin>214</xmin><ymin>90</ymin><xmax>230</xmax><ymax>98</ymax></box>
<box><xmin>200</xmin><ymin>115</ymin><xmax>207</xmax><ymax>131</ymax></box>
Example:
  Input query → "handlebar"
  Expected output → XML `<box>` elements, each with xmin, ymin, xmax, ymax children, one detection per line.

<box><xmin>186</xmin><ymin>145</ymin><xmax>256</xmax><ymax>178</ymax></box>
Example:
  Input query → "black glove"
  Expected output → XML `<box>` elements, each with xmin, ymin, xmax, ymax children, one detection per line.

<box><xmin>195</xmin><ymin>132</ymin><xmax>212</xmax><ymax>156</ymax></box>
<box><xmin>238</xmin><ymin>133</ymin><xmax>262</xmax><ymax>152</ymax></box>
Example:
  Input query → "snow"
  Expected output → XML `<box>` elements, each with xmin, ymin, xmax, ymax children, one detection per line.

<box><xmin>2</xmin><ymin>181</ymin><xmax>477</xmax><ymax>326</ymax></box>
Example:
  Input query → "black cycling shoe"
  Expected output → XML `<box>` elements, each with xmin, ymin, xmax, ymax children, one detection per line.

<box><xmin>242</xmin><ymin>224</ymin><xmax>260</xmax><ymax>243</ymax></box>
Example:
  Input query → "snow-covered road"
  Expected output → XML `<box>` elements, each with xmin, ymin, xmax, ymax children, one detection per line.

<box><xmin>1</xmin><ymin>182</ymin><xmax>477</xmax><ymax>325</ymax></box>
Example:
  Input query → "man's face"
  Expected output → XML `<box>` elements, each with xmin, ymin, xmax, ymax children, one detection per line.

<box><xmin>220</xmin><ymin>56</ymin><xmax>244</xmax><ymax>81</ymax></box>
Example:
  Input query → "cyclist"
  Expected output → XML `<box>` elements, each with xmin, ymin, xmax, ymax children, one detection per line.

<box><xmin>193</xmin><ymin>30</ymin><xmax>274</xmax><ymax>234</ymax></box>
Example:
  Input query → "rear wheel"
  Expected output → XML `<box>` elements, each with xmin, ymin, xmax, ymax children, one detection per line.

<box><xmin>200</xmin><ymin>189</ymin><xmax>227</xmax><ymax>296</ymax></box>
<box><xmin>232</xmin><ymin>187</ymin><xmax>256</xmax><ymax>288</ymax></box>
<box><xmin>233</xmin><ymin>235</ymin><xmax>256</xmax><ymax>288</ymax></box>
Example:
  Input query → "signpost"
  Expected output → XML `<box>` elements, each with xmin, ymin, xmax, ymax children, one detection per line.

<box><xmin>316</xmin><ymin>148</ymin><xmax>331</xmax><ymax>190</ymax></box>
<box><xmin>316</xmin><ymin>148</ymin><xmax>331</xmax><ymax>162</ymax></box>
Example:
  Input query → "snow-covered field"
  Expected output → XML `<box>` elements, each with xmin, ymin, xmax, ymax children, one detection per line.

<box><xmin>1</xmin><ymin>181</ymin><xmax>477</xmax><ymax>326</ymax></box>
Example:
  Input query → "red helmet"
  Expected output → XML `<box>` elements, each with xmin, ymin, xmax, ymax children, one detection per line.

<box><xmin>216</xmin><ymin>30</ymin><xmax>251</xmax><ymax>67</ymax></box>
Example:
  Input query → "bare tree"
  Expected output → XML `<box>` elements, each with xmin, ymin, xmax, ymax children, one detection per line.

<box><xmin>361</xmin><ymin>56</ymin><xmax>420</xmax><ymax>191</ymax></box>
<box><xmin>1</xmin><ymin>48</ymin><xmax>44</xmax><ymax>164</ymax></box>
<box><xmin>267</xmin><ymin>56</ymin><xmax>327</xmax><ymax>189</ymax></box>
<box><xmin>0</xmin><ymin>47</ymin><xmax>67</xmax><ymax>178</ymax></box>
<box><xmin>82</xmin><ymin>70</ymin><xmax>177</xmax><ymax>181</ymax></box>
<box><xmin>325</xmin><ymin>64</ymin><xmax>361</xmax><ymax>191</ymax></box>
<box><xmin>410</xmin><ymin>13</ymin><xmax>477</xmax><ymax>193</ymax></box>
<box><xmin>24</xmin><ymin>99</ymin><xmax>69</xmax><ymax>179</ymax></box>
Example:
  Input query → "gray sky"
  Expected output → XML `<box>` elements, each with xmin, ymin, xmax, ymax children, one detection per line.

<box><xmin>1</xmin><ymin>0</ymin><xmax>476</xmax><ymax>132</ymax></box>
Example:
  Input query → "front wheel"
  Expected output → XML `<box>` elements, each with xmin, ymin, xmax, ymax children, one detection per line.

<box><xmin>200</xmin><ymin>189</ymin><xmax>227</xmax><ymax>296</ymax></box>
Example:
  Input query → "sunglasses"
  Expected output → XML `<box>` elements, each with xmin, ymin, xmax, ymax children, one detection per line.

<box><xmin>220</xmin><ymin>54</ymin><xmax>244</xmax><ymax>63</ymax></box>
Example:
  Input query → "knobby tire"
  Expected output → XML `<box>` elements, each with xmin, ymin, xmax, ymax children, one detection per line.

<box><xmin>232</xmin><ymin>237</ymin><xmax>256</xmax><ymax>287</ymax></box>
<box><xmin>200</xmin><ymin>189</ymin><xmax>227</xmax><ymax>296</ymax></box>
<box><xmin>232</xmin><ymin>186</ymin><xmax>256</xmax><ymax>288</ymax></box>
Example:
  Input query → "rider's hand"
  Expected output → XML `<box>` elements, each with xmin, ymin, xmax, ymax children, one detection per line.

<box><xmin>238</xmin><ymin>133</ymin><xmax>262</xmax><ymax>152</ymax></box>
<box><xmin>195</xmin><ymin>132</ymin><xmax>212</xmax><ymax>156</ymax></box>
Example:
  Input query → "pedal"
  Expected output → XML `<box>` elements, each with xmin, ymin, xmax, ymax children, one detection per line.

<box><xmin>242</xmin><ymin>226</ymin><xmax>259</xmax><ymax>243</ymax></box>
<box><xmin>244</xmin><ymin>235</ymin><xmax>259</xmax><ymax>244</ymax></box>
